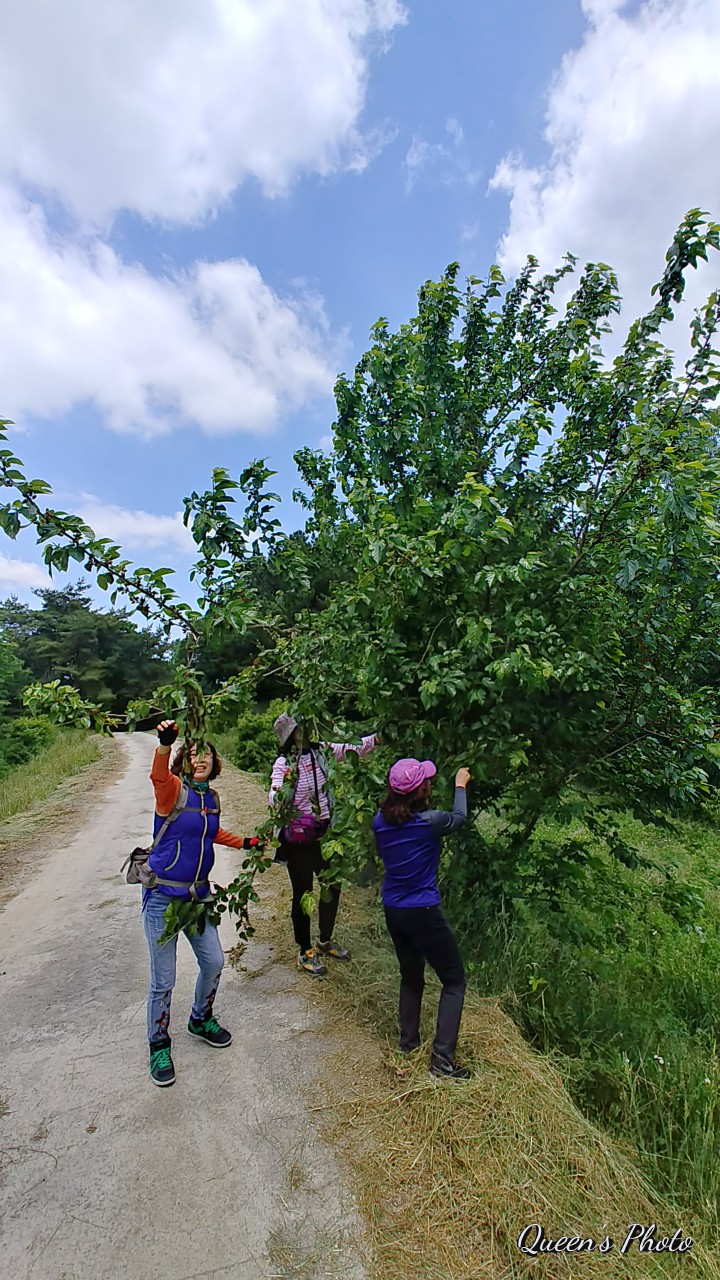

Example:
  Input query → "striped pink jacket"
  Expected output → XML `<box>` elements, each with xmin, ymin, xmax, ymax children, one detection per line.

<box><xmin>268</xmin><ymin>736</ymin><xmax>379</xmax><ymax>820</ymax></box>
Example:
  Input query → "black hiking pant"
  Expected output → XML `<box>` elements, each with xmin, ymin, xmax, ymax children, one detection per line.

<box><xmin>384</xmin><ymin>904</ymin><xmax>466</xmax><ymax>1066</ymax></box>
<box><xmin>284</xmin><ymin>841</ymin><xmax>341</xmax><ymax>953</ymax></box>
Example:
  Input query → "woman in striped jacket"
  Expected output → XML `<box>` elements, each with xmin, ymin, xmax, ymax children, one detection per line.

<box><xmin>269</xmin><ymin>713</ymin><xmax>379</xmax><ymax>975</ymax></box>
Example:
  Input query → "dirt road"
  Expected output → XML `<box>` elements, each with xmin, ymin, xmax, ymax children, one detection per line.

<box><xmin>0</xmin><ymin>733</ymin><xmax>367</xmax><ymax>1280</ymax></box>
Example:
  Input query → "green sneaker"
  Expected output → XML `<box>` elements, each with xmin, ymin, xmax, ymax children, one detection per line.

<box><xmin>149</xmin><ymin>1038</ymin><xmax>176</xmax><ymax>1087</ymax></box>
<box><xmin>187</xmin><ymin>1014</ymin><xmax>233</xmax><ymax>1048</ymax></box>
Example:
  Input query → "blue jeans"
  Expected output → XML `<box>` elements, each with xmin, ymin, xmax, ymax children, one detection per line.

<box><xmin>142</xmin><ymin>890</ymin><xmax>225</xmax><ymax>1045</ymax></box>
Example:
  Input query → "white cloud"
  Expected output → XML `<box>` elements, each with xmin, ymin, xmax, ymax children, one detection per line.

<box><xmin>75</xmin><ymin>497</ymin><xmax>195</xmax><ymax>552</ymax></box>
<box><xmin>0</xmin><ymin>186</ymin><xmax>337</xmax><ymax>436</ymax></box>
<box><xmin>0</xmin><ymin>555</ymin><xmax>51</xmax><ymax>590</ymax></box>
<box><xmin>404</xmin><ymin>118</ymin><xmax>481</xmax><ymax>192</ymax></box>
<box><xmin>490</xmin><ymin>0</ymin><xmax>720</xmax><ymax>333</ymax></box>
<box><xmin>0</xmin><ymin>2</ymin><xmax>404</xmax><ymax>437</ymax></box>
<box><xmin>0</xmin><ymin>0</ymin><xmax>405</xmax><ymax>225</ymax></box>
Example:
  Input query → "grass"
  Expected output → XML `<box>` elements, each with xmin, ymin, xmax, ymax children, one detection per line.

<box><xmin>454</xmin><ymin>800</ymin><xmax>720</xmax><ymax>1235</ymax></box>
<box><xmin>223</xmin><ymin>760</ymin><xmax>720</xmax><ymax>1275</ymax></box>
<box><xmin>0</xmin><ymin>727</ymin><xmax>102</xmax><ymax>824</ymax></box>
<box><xmin>266</xmin><ymin>1225</ymin><xmax>357</xmax><ymax>1280</ymax></box>
<box><xmin>237</xmin><ymin>857</ymin><xmax>717</xmax><ymax>1279</ymax></box>
<box><xmin>212</xmin><ymin>727</ymin><xmax>265</xmax><ymax>783</ymax></box>
<box><xmin>299</xmin><ymin>889</ymin><xmax>718</xmax><ymax>1279</ymax></box>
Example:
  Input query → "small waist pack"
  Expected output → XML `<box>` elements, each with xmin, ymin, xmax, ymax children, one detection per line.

<box><xmin>281</xmin><ymin>814</ymin><xmax>330</xmax><ymax>845</ymax></box>
<box><xmin>123</xmin><ymin>847</ymin><xmax>160</xmax><ymax>888</ymax></box>
<box><xmin>280</xmin><ymin>750</ymin><xmax>331</xmax><ymax>846</ymax></box>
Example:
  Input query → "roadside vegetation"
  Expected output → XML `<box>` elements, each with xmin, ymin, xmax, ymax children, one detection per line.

<box><xmin>2</xmin><ymin>212</ymin><xmax>720</xmax><ymax>1260</ymax></box>
<box><xmin>0</xmin><ymin>726</ymin><xmax>102</xmax><ymax>824</ymax></box>
<box><xmin>238</xmin><ymin>800</ymin><xmax>718</xmax><ymax>1278</ymax></box>
<box><xmin>227</xmin><ymin>710</ymin><xmax>720</xmax><ymax>1252</ymax></box>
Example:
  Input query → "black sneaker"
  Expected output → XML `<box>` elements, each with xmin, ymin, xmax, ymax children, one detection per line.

<box><xmin>149</xmin><ymin>1037</ymin><xmax>176</xmax><ymax>1087</ymax></box>
<box><xmin>429</xmin><ymin>1056</ymin><xmax>472</xmax><ymax>1081</ymax></box>
<box><xmin>317</xmin><ymin>938</ymin><xmax>351</xmax><ymax>960</ymax></box>
<box><xmin>187</xmin><ymin>1015</ymin><xmax>233</xmax><ymax>1048</ymax></box>
<box><xmin>297</xmin><ymin>948</ymin><xmax>327</xmax><ymax>976</ymax></box>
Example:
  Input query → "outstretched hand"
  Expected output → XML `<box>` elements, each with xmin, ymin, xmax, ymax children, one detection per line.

<box><xmin>455</xmin><ymin>767</ymin><xmax>471</xmax><ymax>789</ymax></box>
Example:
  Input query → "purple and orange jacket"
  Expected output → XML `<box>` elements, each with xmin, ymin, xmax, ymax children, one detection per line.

<box><xmin>148</xmin><ymin>749</ymin><xmax>256</xmax><ymax>900</ymax></box>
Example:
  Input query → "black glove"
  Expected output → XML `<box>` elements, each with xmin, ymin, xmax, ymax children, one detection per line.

<box><xmin>157</xmin><ymin>722</ymin><xmax>179</xmax><ymax>746</ymax></box>
<box><xmin>243</xmin><ymin>836</ymin><xmax>261</xmax><ymax>850</ymax></box>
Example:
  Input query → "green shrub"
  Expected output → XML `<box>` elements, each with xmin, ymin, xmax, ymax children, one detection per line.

<box><xmin>213</xmin><ymin>699</ymin><xmax>285</xmax><ymax>776</ymax></box>
<box><xmin>0</xmin><ymin>715</ymin><xmax>54</xmax><ymax>778</ymax></box>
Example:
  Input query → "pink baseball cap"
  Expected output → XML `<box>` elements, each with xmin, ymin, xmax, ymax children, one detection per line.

<box><xmin>388</xmin><ymin>757</ymin><xmax>437</xmax><ymax>794</ymax></box>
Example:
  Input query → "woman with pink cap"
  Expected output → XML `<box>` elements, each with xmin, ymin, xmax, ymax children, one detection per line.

<box><xmin>372</xmin><ymin>757</ymin><xmax>471</xmax><ymax>1080</ymax></box>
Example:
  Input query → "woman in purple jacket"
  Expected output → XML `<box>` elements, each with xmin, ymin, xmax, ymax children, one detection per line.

<box><xmin>143</xmin><ymin>719</ymin><xmax>261</xmax><ymax>1087</ymax></box>
<box><xmin>373</xmin><ymin>758</ymin><xmax>471</xmax><ymax>1080</ymax></box>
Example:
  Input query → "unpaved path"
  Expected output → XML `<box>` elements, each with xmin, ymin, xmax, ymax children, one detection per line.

<box><xmin>0</xmin><ymin>733</ymin><xmax>368</xmax><ymax>1280</ymax></box>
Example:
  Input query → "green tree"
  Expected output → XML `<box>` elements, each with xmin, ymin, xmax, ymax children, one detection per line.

<box><xmin>1</xmin><ymin>209</ymin><xmax>718</xmax><ymax>935</ymax></box>
<box><xmin>0</xmin><ymin>632</ymin><xmax>29</xmax><ymax>715</ymax></box>
<box><xmin>0</xmin><ymin>582</ymin><xmax>170</xmax><ymax>712</ymax></box>
<box><xmin>273</xmin><ymin>210</ymin><xmax>720</xmax><ymax>923</ymax></box>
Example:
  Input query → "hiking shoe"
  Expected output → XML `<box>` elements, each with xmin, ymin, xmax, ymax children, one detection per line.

<box><xmin>317</xmin><ymin>938</ymin><xmax>351</xmax><ymax>961</ymax></box>
<box><xmin>297</xmin><ymin>948</ymin><xmax>327</xmax><ymax>976</ymax></box>
<box><xmin>187</xmin><ymin>1015</ymin><xmax>233</xmax><ymax>1048</ymax></box>
<box><xmin>149</xmin><ymin>1038</ymin><xmax>176</xmax><ymax>1087</ymax></box>
<box><xmin>429</xmin><ymin>1056</ymin><xmax>472</xmax><ymax>1082</ymax></box>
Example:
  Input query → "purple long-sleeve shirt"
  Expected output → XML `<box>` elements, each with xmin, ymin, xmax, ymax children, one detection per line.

<box><xmin>373</xmin><ymin>786</ymin><xmax>468</xmax><ymax>908</ymax></box>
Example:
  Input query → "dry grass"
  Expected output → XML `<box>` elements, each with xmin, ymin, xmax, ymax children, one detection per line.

<box><xmin>267</xmin><ymin>1223</ymin><xmax>359</xmax><ymax>1280</ymax></box>
<box><xmin>221</xmin><ymin>764</ymin><xmax>719</xmax><ymax>1278</ymax></box>
<box><xmin>314</xmin><ymin>998</ymin><xmax>719</xmax><ymax>1279</ymax></box>
<box><xmin>278</xmin><ymin>895</ymin><xmax>719</xmax><ymax>1276</ymax></box>
<box><xmin>306</xmin><ymin>892</ymin><xmax>719</xmax><ymax>1278</ymax></box>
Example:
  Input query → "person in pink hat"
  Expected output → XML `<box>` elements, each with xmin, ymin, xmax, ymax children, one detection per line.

<box><xmin>372</xmin><ymin>757</ymin><xmax>472</xmax><ymax>1080</ymax></box>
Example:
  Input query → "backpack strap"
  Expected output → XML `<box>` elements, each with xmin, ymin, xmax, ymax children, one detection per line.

<box><xmin>149</xmin><ymin>783</ymin><xmax>189</xmax><ymax>851</ymax></box>
<box><xmin>205</xmin><ymin>787</ymin><xmax>221</xmax><ymax>817</ymax></box>
<box><xmin>309</xmin><ymin>748</ymin><xmax>336</xmax><ymax>824</ymax></box>
<box><xmin>314</xmin><ymin>747</ymin><xmax>334</xmax><ymax>819</ymax></box>
<box><xmin>309</xmin><ymin>750</ymin><xmax>321</xmax><ymax>811</ymax></box>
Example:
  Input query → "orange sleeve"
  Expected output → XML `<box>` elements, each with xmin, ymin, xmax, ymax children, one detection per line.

<box><xmin>150</xmin><ymin>749</ymin><xmax>182</xmax><ymax>816</ymax></box>
<box><xmin>215</xmin><ymin>827</ymin><xmax>246</xmax><ymax>850</ymax></box>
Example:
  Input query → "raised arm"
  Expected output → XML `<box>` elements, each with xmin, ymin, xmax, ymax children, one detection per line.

<box><xmin>424</xmin><ymin>767</ymin><xmax>471</xmax><ymax>835</ymax></box>
<box><xmin>327</xmin><ymin>733</ymin><xmax>379</xmax><ymax>762</ymax></box>
<box><xmin>268</xmin><ymin>755</ymin><xmax>288</xmax><ymax>805</ymax></box>
<box><xmin>150</xmin><ymin>720</ymin><xmax>182</xmax><ymax>816</ymax></box>
<box><xmin>425</xmin><ymin>788</ymin><xmax>467</xmax><ymax>835</ymax></box>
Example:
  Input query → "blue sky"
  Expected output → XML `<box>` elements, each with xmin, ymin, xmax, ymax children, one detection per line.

<box><xmin>0</xmin><ymin>0</ymin><xmax>718</xmax><ymax>606</ymax></box>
